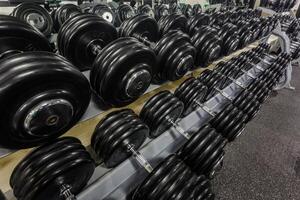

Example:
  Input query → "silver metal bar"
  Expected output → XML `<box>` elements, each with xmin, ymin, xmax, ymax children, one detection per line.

<box><xmin>165</xmin><ymin>116</ymin><xmax>191</xmax><ymax>140</ymax></box>
<box><xmin>126</xmin><ymin>143</ymin><xmax>153</xmax><ymax>173</ymax></box>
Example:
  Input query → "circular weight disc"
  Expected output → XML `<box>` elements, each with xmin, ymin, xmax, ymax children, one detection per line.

<box><xmin>11</xmin><ymin>137</ymin><xmax>95</xmax><ymax>200</ymax></box>
<box><xmin>133</xmin><ymin>154</ymin><xmax>179</xmax><ymax>199</ymax></box>
<box><xmin>33</xmin><ymin>162</ymin><xmax>94</xmax><ymax>200</ymax></box>
<box><xmin>138</xmin><ymin>5</ymin><xmax>155</xmax><ymax>18</ymax></box>
<box><xmin>0</xmin><ymin>15</ymin><xmax>52</xmax><ymax>54</ymax></box>
<box><xmin>54</xmin><ymin>4</ymin><xmax>82</xmax><ymax>31</ymax></box>
<box><xmin>58</xmin><ymin>14</ymin><xmax>117</xmax><ymax>71</ymax></box>
<box><xmin>120</xmin><ymin>14</ymin><xmax>159</xmax><ymax>42</ymax></box>
<box><xmin>0</xmin><ymin>52</ymin><xmax>91</xmax><ymax>148</ymax></box>
<box><xmin>92</xmin><ymin>4</ymin><xmax>115</xmax><ymax>24</ymax></box>
<box><xmin>92</xmin><ymin>37</ymin><xmax>156</xmax><ymax>107</ymax></box>
<box><xmin>12</xmin><ymin>3</ymin><xmax>53</xmax><ymax>36</ymax></box>
<box><xmin>151</xmin><ymin>100</ymin><xmax>184</xmax><ymax>138</ymax></box>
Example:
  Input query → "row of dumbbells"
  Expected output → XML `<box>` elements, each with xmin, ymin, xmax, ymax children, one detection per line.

<box><xmin>9</xmin><ymin>44</ymin><xmax>291</xmax><ymax>200</ymax></box>
<box><xmin>9</xmin><ymin>2</ymin><xmax>202</xmax><ymax>37</ymax></box>
<box><xmin>0</xmin><ymin>6</ymin><xmax>279</xmax><ymax>149</ymax></box>
<box><xmin>260</xmin><ymin>0</ymin><xmax>297</xmax><ymax>12</ymax></box>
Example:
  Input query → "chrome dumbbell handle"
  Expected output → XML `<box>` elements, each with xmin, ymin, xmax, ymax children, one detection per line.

<box><xmin>125</xmin><ymin>142</ymin><xmax>153</xmax><ymax>173</ymax></box>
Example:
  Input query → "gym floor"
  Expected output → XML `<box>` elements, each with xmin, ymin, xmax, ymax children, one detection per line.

<box><xmin>213</xmin><ymin>65</ymin><xmax>300</xmax><ymax>199</ymax></box>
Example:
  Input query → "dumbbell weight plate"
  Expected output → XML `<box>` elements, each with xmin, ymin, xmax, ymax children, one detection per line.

<box><xmin>133</xmin><ymin>155</ymin><xmax>178</xmax><ymax>199</ymax></box>
<box><xmin>171</xmin><ymin>174</ymin><xmax>199</xmax><ymax>200</ymax></box>
<box><xmin>214</xmin><ymin>108</ymin><xmax>240</xmax><ymax>132</ymax></box>
<box><xmin>137</xmin><ymin>4</ymin><xmax>155</xmax><ymax>18</ymax></box>
<box><xmin>141</xmin><ymin>91</ymin><xmax>172</xmax><ymax>128</ymax></box>
<box><xmin>227</xmin><ymin>120</ymin><xmax>246</xmax><ymax>141</ymax></box>
<box><xmin>151</xmin><ymin>99</ymin><xmax>184</xmax><ymax>138</ymax></box>
<box><xmin>177</xmin><ymin>124</ymin><xmax>212</xmax><ymax>159</ymax></box>
<box><xmin>155</xmin><ymin>4</ymin><xmax>169</xmax><ymax>20</ymax></box>
<box><xmin>190</xmin><ymin>132</ymin><xmax>223</xmax><ymax>171</ymax></box>
<box><xmin>183</xmin><ymin>83</ymin><xmax>208</xmax><ymax>116</ymax></box>
<box><xmin>92</xmin><ymin>4</ymin><xmax>115</xmax><ymax>24</ymax></box>
<box><xmin>11</xmin><ymin>3</ymin><xmax>53</xmax><ymax>36</ymax></box>
<box><xmin>211</xmin><ymin>105</ymin><xmax>239</xmax><ymax>129</ymax></box>
<box><xmin>58</xmin><ymin>14</ymin><xmax>118</xmax><ymax>71</ymax></box>
<box><xmin>10</xmin><ymin>137</ymin><xmax>94</xmax><ymax>200</ymax></box>
<box><xmin>103</xmin><ymin>122</ymin><xmax>148</xmax><ymax>167</ymax></box>
<box><xmin>53</xmin><ymin>4</ymin><xmax>82</xmax><ymax>32</ymax></box>
<box><xmin>221</xmin><ymin>111</ymin><xmax>245</xmax><ymax>134</ymax></box>
<box><xmin>91</xmin><ymin>109</ymin><xmax>134</xmax><ymax>151</ymax></box>
<box><xmin>195</xmin><ymin>137</ymin><xmax>226</xmax><ymax>175</ymax></box>
<box><xmin>13</xmin><ymin>143</ymin><xmax>88</xmax><ymax>197</ymax></box>
<box><xmin>0</xmin><ymin>15</ymin><xmax>52</xmax><ymax>55</ymax></box>
<box><xmin>147</xmin><ymin>160</ymin><xmax>186</xmax><ymax>199</ymax></box>
<box><xmin>120</xmin><ymin>14</ymin><xmax>159</xmax><ymax>43</ymax></box>
<box><xmin>115</xmin><ymin>4</ymin><xmax>135</xmax><ymax>26</ymax></box>
<box><xmin>93</xmin><ymin>113</ymin><xmax>137</xmax><ymax>157</ymax></box>
<box><xmin>0</xmin><ymin>52</ymin><xmax>90</xmax><ymax>148</ymax></box>
<box><xmin>154</xmin><ymin>31</ymin><xmax>195</xmax><ymax>82</ymax></box>
<box><xmin>158</xmin><ymin>166</ymin><xmax>193</xmax><ymax>200</ymax></box>
<box><xmin>158</xmin><ymin>13</ymin><xmax>187</xmax><ymax>36</ymax></box>
<box><xmin>183</xmin><ymin>128</ymin><xmax>217</xmax><ymax>165</ymax></box>
<box><xmin>92</xmin><ymin>37</ymin><xmax>156</xmax><ymax>107</ymax></box>
<box><xmin>10</xmin><ymin>137</ymin><xmax>81</xmax><ymax>186</ymax></box>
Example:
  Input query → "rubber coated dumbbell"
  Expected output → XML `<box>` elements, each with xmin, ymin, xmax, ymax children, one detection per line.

<box><xmin>177</xmin><ymin>123</ymin><xmax>227</xmax><ymax>178</ymax></box>
<box><xmin>10</xmin><ymin>137</ymin><xmax>95</xmax><ymax>200</ymax></box>
<box><xmin>137</xmin><ymin>4</ymin><xmax>155</xmax><ymax>18</ymax></box>
<box><xmin>91</xmin><ymin>4</ymin><xmax>116</xmax><ymax>24</ymax></box>
<box><xmin>0</xmin><ymin>16</ymin><xmax>91</xmax><ymax>148</ymax></box>
<box><xmin>52</xmin><ymin>4</ymin><xmax>82</xmax><ymax>32</ymax></box>
<box><xmin>132</xmin><ymin>154</ymin><xmax>215</xmax><ymax>200</ymax></box>
<box><xmin>91</xmin><ymin>111</ymin><xmax>215</xmax><ymax>199</ymax></box>
<box><xmin>154</xmin><ymin>4</ymin><xmax>169</xmax><ymax>20</ymax></box>
<box><xmin>114</xmin><ymin>4</ymin><xmax>135</xmax><ymax>27</ymax></box>
<box><xmin>119</xmin><ymin>14</ymin><xmax>196</xmax><ymax>82</ymax></box>
<box><xmin>11</xmin><ymin>2</ymin><xmax>53</xmax><ymax>37</ymax></box>
<box><xmin>57</xmin><ymin>14</ymin><xmax>156</xmax><ymax>108</ymax></box>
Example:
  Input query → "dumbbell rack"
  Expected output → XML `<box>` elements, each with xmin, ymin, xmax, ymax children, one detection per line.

<box><xmin>76</xmin><ymin>56</ymin><xmax>267</xmax><ymax>200</ymax></box>
<box><xmin>77</xmin><ymin>34</ymin><xmax>292</xmax><ymax>200</ymax></box>
<box><xmin>0</xmin><ymin>36</ymin><xmax>283</xmax><ymax>200</ymax></box>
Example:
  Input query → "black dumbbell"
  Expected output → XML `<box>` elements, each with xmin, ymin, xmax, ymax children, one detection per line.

<box><xmin>140</xmin><ymin>91</ymin><xmax>227</xmax><ymax>177</ymax></box>
<box><xmin>91</xmin><ymin>109</ymin><xmax>150</xmax><ymax>168</ymax></box>
<box><xmin>52</xmin><ymin>4</ymin><xmax>82</xmax><ymax>32</ymax></box>
<box><xmin>157</xmin><ymin>13</ymin><xmax>188</xmax><ymax>36</ymax></box>
<box><xmin>137</xmin><ymin>4</ymin><xmax>155</xmax><ymax>18</ymax></box>
<box><xmin>119</xmin><ymin>14</ymin><xmax>196</xmax><ymax>82</ymax></box>
<box><xmin>154</xmin><ymin>4</ymin><xmax>169</xmax><ymax>20</ymax></box>
<box><xmin>208</xmin><ymin>103</ymin><xmax>248</xmax><ymax>141</ymax></box>
<box><xmin>192</xmin><ymin>26</ymin><xmax>223</xmax><ymax>67</ymax></box>
<box><xmin>174</xmin><ymin>77</ymin><xmax>208</xmax><ymax>117</ymax></box>
<box><xmin>216</xmin><ymin>23</ymin><xmax>241</xmax><ymax>55</ymax></box>
<box><xmin>186</xmin><ymin>13</ymin><xmax>210</xmax><ymax>36</ymax></box>
<box><xmin>156</xmin><ymin>13</ymin><xmax>222</xmax><ymax>67</ymax></box>
<box><xmin>57</xmin><ymin>14</ymin><xmax>156</xmax><ymax>108</ymax></box>
<box><xmin>10</xmin><ymin>137</ymin><xmax>95</xmax><ymax>200</ymax></box>
<box><xmin>132</xmin><ymin>154</ymin><xmax>215</xmax><ymax>200</ymax></box>
<box><xmin>91</xmin><ymin>4</ymin><xmax>116</xmax><ymax>24</ymax></box>
<box><xmin>114</xmin><ymin>4</ymin><xmax>135</xmax><ymax>27</ymax></box>
<box><xmin>177</xmin><ymin>124</ymin><xmax>227</xmax><ymax>177</ymax></box>
<box><xmin>11</xmin><ymin>2</ymin><xmax>53</xmax><ymax>37</ymax></box>
<box><xmin>0</xmin><ymin>16</ymin><xmax>91</xmax><ymax>149</ymax></box>
<box><xmin>91</xmin><ymin>110</ymin><xmax>215</xmax><ymax>199</ymax></box>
